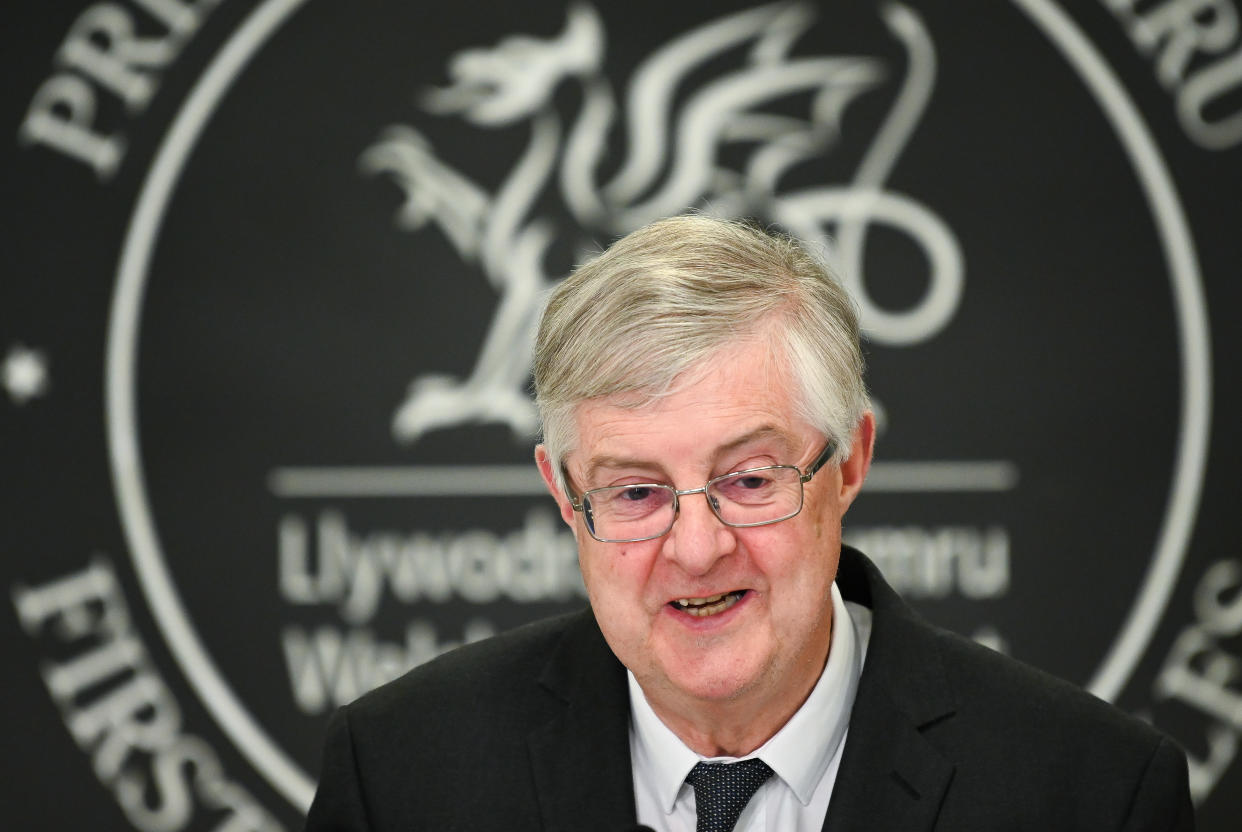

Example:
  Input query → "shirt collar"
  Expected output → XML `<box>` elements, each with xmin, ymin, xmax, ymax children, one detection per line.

<box><xmin>627</xmin><ymin>581</ymin><xmax>864</xmax><ymax>812</ymax></box>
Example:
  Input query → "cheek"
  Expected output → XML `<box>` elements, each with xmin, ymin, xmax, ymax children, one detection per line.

<box><xmin>577</xmin><ymin>544</ymin><xmax>604</xmax><ymax>593</ymax></box>
<box><xmin>748</xmin><ymin>525</ymin><xmax>812</xmax><ymax>569</ymax></box>
<box><xmin>807</xmin><ymin>498</ymin><xmax>840</xmax><ymax>544</ymax></box>
<box><xmin>580</xmin><ymin>541</ymin><xmax>654</xmax><ymax>595</ymax></box>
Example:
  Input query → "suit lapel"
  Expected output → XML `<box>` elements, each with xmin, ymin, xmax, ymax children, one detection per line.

<box><xmin>528</xmin><ymin>611</ymin><xmax>637</xmax><ymax>832</ymax></box>
<box><xmin>821</xmin><ymin>688</ymin><xmax>955</xmax><ymax>831</ymax></box>
<box><xmin>823</xmin><ymin>548</ymin><xmax>958</xmax><ymax>832</ymax></box>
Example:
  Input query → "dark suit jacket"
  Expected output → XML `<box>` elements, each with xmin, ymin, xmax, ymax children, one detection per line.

<box><xmin>304</xmin><ymin>547</ymin><xmax>1194</xmax><ymax>831</ymax></box>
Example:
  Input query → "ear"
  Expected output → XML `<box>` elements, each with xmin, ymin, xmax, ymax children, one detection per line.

<box><xmin>535</xmin><ymin>444</ymin><xmax>578</xmax><ymax>528</ymax></box>
<box><xmin>837</xmin><ymin>410</ymin><xmax>875</xmax><ymax>513</ymax></box>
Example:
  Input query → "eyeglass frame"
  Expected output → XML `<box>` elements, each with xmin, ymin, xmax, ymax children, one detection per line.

<box><xmin>562</xmin><ymin>440</ymin><xmax>838</xmax><ymax>543</ymax></box>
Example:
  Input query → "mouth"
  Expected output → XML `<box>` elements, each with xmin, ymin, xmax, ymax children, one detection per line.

<box><xmin>669</xmin><ymin>590</ymin><xmax>747</xmax><ymax>618</ymax></box>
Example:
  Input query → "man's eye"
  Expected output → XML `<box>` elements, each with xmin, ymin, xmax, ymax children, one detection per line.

<box><xmin>714</xmin><ymin>472</ymin><xmax>778</xmax><ymax>503</ymax></box>
<box><xmin>620</xmin><ymin>486</ymin><xmax>655</xmax><ymax>502</ymax></box>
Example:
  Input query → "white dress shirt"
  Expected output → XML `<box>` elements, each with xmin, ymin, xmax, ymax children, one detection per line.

<box><xmin>628</xmin><ymin>582</ymin><xmax>872</xmax><ymax>832</ymax></box>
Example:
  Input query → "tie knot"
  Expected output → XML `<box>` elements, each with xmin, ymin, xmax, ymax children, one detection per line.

<box><xmin>685</xmin><ymin>758</ymin><xmax>774</xmax><ymax>832</ymax></box>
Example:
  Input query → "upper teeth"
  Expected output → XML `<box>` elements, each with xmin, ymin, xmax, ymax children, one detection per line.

<box><xmin>673</xmin><ymin>592</ymin><xmax>743</xmax><ymax>617</ymax></box>
<box><xmin>678</xmin><ymin>593</ymin><xmax>726</xmax><ymax>606</ymax></box>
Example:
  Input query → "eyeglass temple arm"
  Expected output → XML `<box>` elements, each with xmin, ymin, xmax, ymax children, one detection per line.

<box><xmin>799</xmin><ymin>440</ymin><xmax>837</xmax><ymax>482</ymax></box>
<box><xmin>560</xmin><ymin>466</ymin><xmax>585</xmax><ymax>511</ymax></box>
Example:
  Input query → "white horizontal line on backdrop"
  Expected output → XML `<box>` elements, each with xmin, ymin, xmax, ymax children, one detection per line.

<box><xmin>268</xmin><ymin>460</ymin><xmax>1019</xmax><ymax>497</ymax></box>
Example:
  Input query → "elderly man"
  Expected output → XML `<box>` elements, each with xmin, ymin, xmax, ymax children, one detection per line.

<box><xmin>305</xmin><ymin>216</ymin><xmax>1193</xmax><ymax>831</ymax></box>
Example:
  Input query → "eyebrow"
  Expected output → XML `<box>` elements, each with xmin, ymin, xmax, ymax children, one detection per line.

<box><xmin>578</xmin><ymin>425</ymin><xmax>797</xmax><ymax>486</ymax></box>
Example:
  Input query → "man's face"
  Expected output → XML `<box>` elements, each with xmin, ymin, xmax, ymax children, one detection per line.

<box><xmin>536</xmin><ymin>343</ymin><xmax>873</xmax><ymax>715</ymax></box>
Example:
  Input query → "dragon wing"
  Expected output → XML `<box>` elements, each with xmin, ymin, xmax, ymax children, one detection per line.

<box><xmin>559</xmin><ymin>1</ymin><xmax>885</xmax><ymax>231</ymax></box>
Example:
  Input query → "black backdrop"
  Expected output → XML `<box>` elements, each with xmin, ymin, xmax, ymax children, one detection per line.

<box><xmin>3</xmin><ymin>1</ymin><xmax>1241</xmax><ymax>829</ymax></box>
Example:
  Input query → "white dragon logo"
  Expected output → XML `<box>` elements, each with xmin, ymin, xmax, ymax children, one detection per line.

<box><xmin>360</xmin><ymin>1</ymin><xmax>963</xmax><ymax>445</ymax></box>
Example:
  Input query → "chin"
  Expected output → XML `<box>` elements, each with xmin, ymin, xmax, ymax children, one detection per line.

<box><xmin>678</xmin><ymin>679</ymin><xmax>753</xmax><ymax>703</ymax></box>
<box><xmin>665</xmin><ymin>660</ymin><xmax>769</xmax><ymax>703</ymax></box>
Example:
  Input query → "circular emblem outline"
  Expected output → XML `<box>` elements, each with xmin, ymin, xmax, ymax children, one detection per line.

<box><xmin>103</xmin><ymin>0</ymin><xmax>1212</xmax><ymax>812</ymax></box>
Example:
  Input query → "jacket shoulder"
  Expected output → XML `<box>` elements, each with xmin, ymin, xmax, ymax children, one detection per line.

<box><xmin>345</xmin><ymin>608</ymin><xmax>586</xmax><ymax>728</ymax></box>
<box><xmin>838</xmin><ymin>547</ymin><xmax>1192</xmax><ymax>828</ymax></box>
<box><xmin>933</xmin><ymin>623</ymin><xmax>1159</xmax><ymax>743</ymax></box>
<box><xmin>843</xmin><ymin>545</ymin><xmax>1168</xmax><ymax>752</ymax></box>
<box><xmin>912</xmin><ymin>619</ymin><xmax>1190</xmax><ymax>828</ymax></box>
<box><xmin>305</xmin><ymin>610</ymin><xmax>596</xmax><ymax>832</ymax></box>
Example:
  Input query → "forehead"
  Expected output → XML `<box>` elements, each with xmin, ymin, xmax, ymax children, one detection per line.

<box><xmin>569</xmin><ymin>345</ymin><xmax>809</xmax><ymax>472</ymax></box>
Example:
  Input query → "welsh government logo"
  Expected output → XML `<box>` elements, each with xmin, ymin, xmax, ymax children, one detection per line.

<box><xmin>8</xmin><ymin>0</ymin><xmax>1225</xmax><ymax>828</ymax></box>
<box><xmin>362</xmin><ymin>2</ymin><xmax>962</xmax><ymax>446</ymax></box>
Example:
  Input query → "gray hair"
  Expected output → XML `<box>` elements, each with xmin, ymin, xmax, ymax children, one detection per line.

<box><xmin>534</xmin><ymin>215</ymin><xmax>869</xmax><ymax>491</ymax></box>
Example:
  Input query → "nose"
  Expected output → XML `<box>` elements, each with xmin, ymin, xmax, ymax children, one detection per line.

<box><xmin>662</xmin><ymin>490</ymin><xmax>735</xmax><ymax>576</ymax></box>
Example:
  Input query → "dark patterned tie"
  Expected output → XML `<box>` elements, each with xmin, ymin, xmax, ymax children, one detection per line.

<box><xmin>685</xmin><ymin>758</ymin><xmax>774</xmax><ymax>832</ymax></box>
